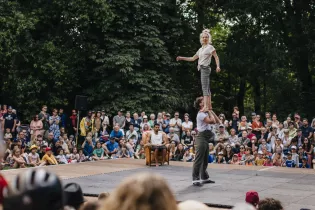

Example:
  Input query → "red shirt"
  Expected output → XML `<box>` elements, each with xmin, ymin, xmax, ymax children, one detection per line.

<box><xmin>70</xmin><ymin>115</ymin><xmax>77</xmax><ymax>127</ymax></box>
<box><xmin>0</xmin><ymin>174</ymin><xmax>8</xmax><ymax>204</ymax></box>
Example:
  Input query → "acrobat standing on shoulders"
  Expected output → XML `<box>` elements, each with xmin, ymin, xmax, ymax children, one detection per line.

<box><xmin>176</xmin><ymin>29</ymin><xmax>220</xmax><ymax>111</ymax></box>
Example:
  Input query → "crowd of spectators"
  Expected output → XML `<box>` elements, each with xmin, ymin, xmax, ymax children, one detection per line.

<box><xmin>1</xmin><ymin>103</ymin><xmax>315</xmax><ymax>170</ymax></box>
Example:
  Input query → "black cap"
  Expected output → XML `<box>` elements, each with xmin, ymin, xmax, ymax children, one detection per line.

<box><xmin>64</xmin><ymin>183</ymin><xmax>86</xmax><ymax>209</ymax></box>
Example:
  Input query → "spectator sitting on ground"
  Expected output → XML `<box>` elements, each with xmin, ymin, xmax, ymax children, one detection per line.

<box><xmin>183</xmin><ymin>147</ymin><xmax>195</xmax><ymax>162</ymax></box>
<box><xmin>125</xmin><ymin>124</ymin><xmax>138</xmax><ymax>144</ymax></box>
<box><xmin>41</xmin><ymin>147</ymin><xmax>58</xmax><ymax>166</ymax></box>
<box><xmin>300</xmin><ymin>157</ymin><xmax>310</xmax><ymax>168</ymax></box>
<box><xmin>263</xmin><ymin>156</ymin><xmax>273</xmax><ymax>166</ymax></box>
<box><xmin>92</xmin><ymin>142</ymin><xmax>105</xmax><ymax>160</ymax></box>
<box><xmin>174</xmin><ymin>143</ymin><xmax>185</xmax><ymax>161</ymax></box>
<box><xmin>11</xmin><ymin>148</ymin><xmax>26</xmax><ymax>168</ymax></box>
<box><xmin>82</xmin><ymin>137</ymin><xmax>94</xmax><ymax>157</ymax></box>
<box><xmin>104</xmin><ymin>137</ymin><xmax>119</xmax><ymax>158</ymax></box>
<box><xmin>258</xmin><ymin>198</ymin><xmax>283</xmax><ymax>210</ymax></box>
<box><xmin>217</xmin><ymin>151</ymin><xmax>225</xmax><ymax>164</ymax></box>
<box><xmin>167</xmin><ymin>127</ymin><xmax>180</xmax><ymax>145</ymax></box>
<box><xmin>182</xmin><ymin>130</ymin><xmax>193</xmax><ymax>147</ymax></box>
<box><xmin>56</xmin><ymin>148</ymin><xmax>68</xmax><ymax>164</ymax></box>
<box><xmin>125</xmin><ymin>139</ymin><xmax>135</xmax><ymax>157</ymax></box>
<box><xmin>255</xmin><ymin>151</ymin><xmax>264</xmax><ymax>166</ymax></box>
<box><xmin>28</xmin><ymin>145</ymin><xmax>41</xmax><ymax>167</ymax></box>
<box><xmin>135</xmin><ymin>140</ymin><xmax>145</xmax><ymax>159</ymax></box>
<box><xmin>230</xmin><ymin>154</ymin><xmax>240</xmax><ymax>164</ymax></box>
<box><xmin>223</xmin><ymin>144</ymin><xmax>234</xmax><ymax>163</ymax></box>
<box><xmin>78</xmin><ymin>148</ymin><xmax>86</xmax><ymax>162</ymax></box>
<box><xmin>101</xmin><ymin>173</ymin><xmax>178</xmax><ymax>210</ymax></box>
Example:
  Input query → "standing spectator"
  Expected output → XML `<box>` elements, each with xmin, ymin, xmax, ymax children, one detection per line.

<box><xmin>229</xmin><ymin>112</ymin><xmax>239</xmax><ymax>133</ymax></box>
<box><xmin>252</xmin><ymin>114</ymin><xmax>263</xmax><ymax>139</ymax></box>
<box><xmin>30</xmin><ymin>115</ymin><xmax>43</xmax><ymax>141</ymax></box>
<box><xmin>182</xmin><ymin>113</ymin><xmax>193</xmax><ymax>136</ymax></box>
<box><xmin>59</xmin><ymin>108</ymin><xmax>67</xmax><ymax>128</ymax></box>
<box><xmin>170</xmin><ymin>112</ymin><xmax>182</xmax><ymax>137</ymax></box>
<box><xmin>162</xmin><ymin>113</ymin><xmax>171</xmax><ymax>133</ymax></box>
<box><xmin>2</xmin><ymin>106</ymin><xmax>17</xmax><ymax>134</ymax></box>
<box><xmin>300</xmin><ymin>118</ymin><xmax>313</xmax><ymax>139</ymax></box>
<box><xmin>49</xmin><ymin>109</ymin><xmax>61</xmax><ymax>142</ymax></box>
<box><xmin>94</xmin><ymin>111</ymin><xmax>102</xmax><ymax>137</ymax></box>
<box><xmin>113</xmin><ymin>110</ymin><xmax>125</xmax><ymax>129</ymax></box>
<box><xmin>80</xmin><ymin>111</ymin><xmax>93</xmax><ymax>138</ymax></box>
<box><xmin>124</xmin><ymin>112</ymin><xmax>132</xmax><ymax>131</ymax></box>
<box><xmin>69</xmin><ymin>109</ymin><xmax>78</xmax><ymax>136</ymax></box>
<box><xmin>38</xmin><ymin>105</ymin><xmax>50</xmax><ymax>138</ymax></box>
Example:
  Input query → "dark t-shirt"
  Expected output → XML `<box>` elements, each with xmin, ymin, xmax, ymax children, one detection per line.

<box><xmin>300</xmin><ymin>126</ymin><xmax>313</xmax><ymax>138</ymax></box>
<box><xmin>3</xmin><ymin>113</ymin><xmax>16</xmax><ymax>129</ymax></box>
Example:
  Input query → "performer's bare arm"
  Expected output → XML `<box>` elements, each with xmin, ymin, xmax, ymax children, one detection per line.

<box><xmin>203</xmin><ymin>113</ymin><xmax>216</xmax><ymax>124</ymax></box>
<box><xmin>176</xmin><ymin>55</ymin><xmax>198</xmax><ymax>62</ymax></box>
<box><xmin>212</xmin><ymin>51</ymin><xmax>221</xmax><ymax>73</ymax></box>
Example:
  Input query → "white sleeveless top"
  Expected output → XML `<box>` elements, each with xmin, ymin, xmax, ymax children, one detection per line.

<box><xmin>150</xmin><ymin>131</ymin><xmax>163</xmax><ymax>145</ymax></box>
<box><xmin>195</xmin><ymin>44</ymin><xmax>215</xmax><ymax>69</ymax></box>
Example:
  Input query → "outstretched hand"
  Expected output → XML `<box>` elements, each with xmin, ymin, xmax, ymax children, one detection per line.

<box><xmin>176</xmin><ymin>56</ymin><xmax>181</xmax><ymax>61</ymax></box>
<box><xmin>216</xmin><ymin>67</ymin><xmax>221</xmax><ymax>73</ymax></box>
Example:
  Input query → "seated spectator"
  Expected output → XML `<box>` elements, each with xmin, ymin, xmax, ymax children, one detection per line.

<box><xmin>238</xmin><ymin>116</ymin><xmax>249</xmax><ymax>133</ymax></box>
<box><xmin>241</xmin><ymin>147</ymin><xmax>254</xmax><ymax>166</ymax></box>
<box><xmin>66</xmin><ymin>148</ymin><xmax>78</xmax><ymax>164</ymax></box>
<box><xmin>125</xmin><ymin>124</ymin><xmax>138</xmax><ymax>144</ymax></box>
<box><xmin>293</xmin><ymin>129</ymin><xmax>303</xmax><ymax>146</ymax></box>
<box><xmin>300</xmin><ymin>118</ymin><xmax>313</xmax><ymax>139</ymax></box>
<box><xmin>288</xmin><ymin>122</ymin><xmax>297</xmax><ymax>138</ymax></box>
<box><xmin>258</xmin><ymin>198</ymin><xmax>283</xmax><ymax>210</ymax></box>
<box><xmin>59</xmin><ymin>136</ymin><xmax>70</xmax><ymax>154</ymax></box>
<box><xmin>92</xmin><ymin>142</ymin><xmax>105</xmax><ymax>160</ymax></box>
<box><xmin>258</xmin><ymin>139</ymin><xmax>271</xmax><ymax>153</ymax></box>
<box><xmin>183</xmin><ymin>147</ymin><xmax>195</xmax><ymax>162</ymax></box>
<box><xmin>3</xmin><ymin>128</ymin><xmax>12</xmax><ymax>140</ymax></box>
<box><xmin>283</xmin><ymin>152</ymin><xmax>296</xmax><ymax>168</ymax></box>
<box><xmin>239</xmin><ymin>131</ymin><xmax>250</xmax><ymax>146</ymax></box>
<box><xmin>11</xmin><ymin>148</ymin><xmax>26</xmax><ymax>168</ymax></box>
<box><xmin>267</xmin><ymin>126</ymin><xmax>277</xmax><ymax>148</ymax></box>
<box><xmin>245</xmin><ymin>190</ymin><xmax>259</xmax><ymax>208</ymax></box>
<box><xmin>135</xmin><ymin>140</ymin><xmax>145</xmax><ymax>159</ymax></box>
<box><xmin>41</xmin><ymin>147</ymin><xmax>58</xmax><ymax>166</ymax></box>
<box><xmin>140</xmin><ymin>115</ymin><xmax>151</xmax><ymax>131</ymax></box>
<box><xmin>82</xmin><ymin>137</ymin><xmax>94</xmax><ymax>157</ymax></box>
<box><xmin>224</xmin><ymin>144</ymin><xmax>234</xmax><ymax>164</ymax></box>
<box><xmin>272</xmin><ymin>137</ymin><xmax>283</xmax><ymax>152</ymax></box>
<box><xmin>110</xmin><ymin>125</ymin><xmax>124</xmax><ymax>141</ymax></box>
<box><xmin>300</xmin><ymin>157</ymin><xmax>310</xmax><ymax>168</ymax></box>
<box><xmin>125</xmin><ymin>139</ymin><xmax>135</xmax><ymax>157</ymax></box>
<box><xmin>237</xmin><ymin>145</ymin><xmax>245</xmax><ymax>161</ymax></box>
<box><xmin>216</xmin><ymin>124</ymin><xmax>229</xmax><ymax>144</ymax></box>
<box><xmin>247</xmin><ymin>136</ymin><xmax>258</xmax><ymax>149</ymax></box>
<box><xmin>255</xmin><ymin>151</ymin><xmax>264</xmax><ymax>166</ymax></box>
<box><xmin>56</xmin><ymin>148</ymin><xmax>68</xmax><ymax>164</ymax></box>
<box><xmin>291</xmin><ymin>145</ymin><xmax>300</xmax><ymax>166</ymax></box>
<box><xmin>277</xmin><ymin>123</ymin><xmax>285</xmax><ymax>139</ymax></box>
<box><xmin>38</xmin><ymin>144</ymin><xmax>47</xmax><ymax>159</ymax></box>
<box><xmin>272</xmin><ymin>153</ymin><xmax>283</xmax><ymax>166</ymax></box>
<box><xmin>104</xmin><ymin>137</ymin><xmax>119</xmax><ymax>158</ymax></box>
<box><xmin>302</xmin><ymin>137</ymin><xmax>313</xmax><ymax>166</ymax></box>
<box><xmin>174</xmin><ymin>143</ymin><xmax>185</xmax><ymax>161</ymax></box>
<box><xmin>182</xmin><ymin>113</ymin><xmax>193</xmax><ymax>136</ymax></box>
<box><xmin>281</xmin><ymin>129</ymin><xmax>291</xmax><ymax>154</ymax></box>
<box><xmin>216</xmin><ymin>151</ymin><xmax>225</xmax><ymax>164</ymax></box>
<box><xmin>247</xmin><ymin>127</ymin><xmax>255</xmax><ymax>140</ymax></box>
<box><xmin>20</xmin><ymin>145</ymin><xmax>29</xmax><ymax>164</ymax></box>
<box><xmin>102</xmin><ymin>173</ymin><xmax>178</xmax><ymax>210</ymax></box>
<box><xmin>78</xmin><ymin>148</ymin><xmax>87</xmax><ymax>162</ymax></box>
<box><xmin>117</xmin><ymin>144</ymin><xmax>130</xmax><ymax>158</ymax></box>
<box><xmin>228</xmin><ymin>128</ymin><xmax>240</xmax><ymax>149</ymax></box>
<box><xmin>167</xmin><ymin>127</ymin><xmax>180</xmax><ymax>145</ymax></box>
<box><xmin>182</xmin><ymin>130</ymin><xmax>193</xmax><ymax>147</ymax></box>
<box><xmin>28</xmin><ymin>145</ymin><xmax>40</xmax><ymax>167</ymax></box>
<box><xmin>263</xmin><ymin>156</ymin><xmax>273</xmax><ymax>166</ymax></box>
<box><xmin>230</xmin><ymin>154</ymin><xmax>240</xmax><ymax>164</ymax></box>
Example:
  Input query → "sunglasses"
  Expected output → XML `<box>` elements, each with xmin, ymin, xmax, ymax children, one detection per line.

<box><xmin>226</xmin><ymin>147</ymin><xmax>231</xmax><ymax>149</ymax></box>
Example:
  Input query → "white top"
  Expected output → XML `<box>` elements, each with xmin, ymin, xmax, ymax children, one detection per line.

<box><xmin>170</xmin><ymin>118</ymin><xmax>182</xmax><ymax>132</ymax></box>
<box><xmin>195</xmin><ymin>44</ymin><xmax>215</xmax><ymax>68</ymax></box>
<box><xmin>28</xmin><ymin>153</ymin><xmax>39</xmax><ymax>163</ymax></box>
<box><xmin>182</xmin><ymin>121</ymin><xmax>193</xmax><ymax>130</ymax></box>
<box><xmin>150</xmin><ymin>131</ymin><xmax>163</xmax><ymax>145</ymax></box>
<box><xmin>196</xmin><ymin>112</ymin><xmax>211</xmax><ymax>132</ymax></box>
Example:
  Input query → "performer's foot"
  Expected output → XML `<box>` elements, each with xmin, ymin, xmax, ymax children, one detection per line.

<box><xmin>156</xmin><ymin>164</ymin><xmax>159</xmax><ymax>167</ymax></box>
<box><xmin>201</xmin><ymin>179</ymin><xmax>215</xmax><ymax>184</ymax></box>
<box><xmin>192</xmin><ymin>180</ymin><xmax>202</xmax><ymax>187</ymax></box>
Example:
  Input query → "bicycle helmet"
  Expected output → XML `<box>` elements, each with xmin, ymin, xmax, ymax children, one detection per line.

<box><xmin>3</xmin><ymin>168</ymin><xmax>64</xmax><ymax>210</ymax></box>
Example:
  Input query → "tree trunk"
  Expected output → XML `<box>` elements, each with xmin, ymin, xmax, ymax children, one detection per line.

<box><xmin>237</xmin><ymin>75</ymin><xmax>246</xmax><ymax>116</ymax></box>
<box><xmin>253</xmin><ymin>81</ymin><xmax>261</xmax><ymax>114</ymax></box>
<box><xmin>195</xmin><ymin>0</ymin><xmax>206</xmax><ymax>33</ymax></box>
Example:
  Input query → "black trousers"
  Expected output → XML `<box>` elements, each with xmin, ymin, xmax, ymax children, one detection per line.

<box><xmin>192</xmin><ymin>130</ymin><xmax>214</xmax><ymax>181</ymax></box>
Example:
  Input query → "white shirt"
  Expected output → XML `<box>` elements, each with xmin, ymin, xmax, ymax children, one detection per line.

<box><xmin>28</xmin><ymin>153</ymin><xmax>39</xmax><ymax>163</ymax></box>
<box><xmin>170</xmin><ymin>118</ymin><xmax>182</xmax><ymax>132</ymax></box>
<box><xmin>196</xmin><ymin>112</ymin><xmax>211</xmax><ymax>132</ymax></box>
<box><xmin>150</xmin><ymin>131</ymin><xmax>163</xmax><ymax>145</ymax></box>
<box><xmin>195</xmin><ymin>44</ymin><xmax>215</xmax><ymax>68</ymax></box>
<box><xmin>182</xmin><ymin>121</ymin><xmax>193</xmax><ymax>130</ymax></box>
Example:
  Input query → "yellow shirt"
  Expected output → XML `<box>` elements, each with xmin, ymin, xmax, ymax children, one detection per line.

<box><xmin>42</xmin><ymin>154</ymin><xmax>58</xmax><ymax>165</ymax></box>
<box><xmin>255</xmin><ymin>158</ymin><xmax>265</xmax><ymax>166</ymax></box>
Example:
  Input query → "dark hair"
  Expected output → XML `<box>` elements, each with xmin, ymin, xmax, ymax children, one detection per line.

<box><xmin>194</xmin><ymin>97</ymin><xmax>203</xmax><ymax>109</ymax></box>
<box><xmin>258</xmin><ymin>198</ymin><xmax>283</xmax><ymax>210</ymax></box>
<box><xmin>154</xmin><ymin>123</ymin><xmax>160</xmax><ymax>127</ymax></box>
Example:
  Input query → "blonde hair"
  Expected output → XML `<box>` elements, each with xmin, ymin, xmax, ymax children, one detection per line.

<box><xmin>101</xmin><ymin>173</ymin><xmax>178</xmax><ymax>210</ymax></box>
<box><xmin>200</xmin><ymin>29</ymin><xmax>212</xmax><ymax>45</ymax></box>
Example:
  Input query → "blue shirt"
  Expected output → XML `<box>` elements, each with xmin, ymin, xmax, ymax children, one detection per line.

<box><xmin>163</xmin><ymin>119</ymin><xmax>170</xmax><ymax>133</ymax></box>
<box><xmin>106</xmin><ymin>141</ymin><xmax>119</xmax><ymax>152</ymax></box>
<box><xmin>110</xmin><ymin>130</ymin><xmax>123</xmax><ymax>139</ymax></box>
<box><xmin>84</xmin><ymin>143</ymin><xmax>94</xmax><ymax>156</ymax></box>
<box><xmin>285</xmin><ymin>159</ymin><xmax>295</xmax><ymax>168</ymax></box>
<box><xmin>300</xmin><ymin>126</ymin><xmax>313</xmax><ymax>138</ymax></box>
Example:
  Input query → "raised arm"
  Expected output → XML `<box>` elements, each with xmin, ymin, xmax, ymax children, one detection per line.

<box><xmin>176</xmin><ymin>55</ymin><xmax>198</xmax><ymax>62</ymax></box>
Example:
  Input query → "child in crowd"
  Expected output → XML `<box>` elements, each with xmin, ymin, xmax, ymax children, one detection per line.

<box><xmin>272</xmin><ymin>153</ymin><xmax>283</xmax><ymax>166</ymax></box>
<box><xmin>183</xmin><ymin>147</ymin><xmax>195</xmax><ymax>162</ymax></box>
<box><xmin>284</xmin><ymin>152</ymin><xmax>295</xmax><ymax>168</ymax></box>
<box><xmin>217</xmin><ymin>152</ymin><xmax>225</xmax><ymax>164</ymax></box>
<box><xmin>208</xmin><ymin>143</ymin><xmax>216</xmax><ymax>163</ymax></box>
<box><xmin>41</xmin><ymin>147</ymin><xmax>58</xmax><ymax>166</ymax></box>
<box><xmin>78</xmin><ymin>148</ymin><xmax>87</xmax><ymax>162</ymax></box>
<box><xmin>56</xmin><ymin>148</ymin><xmax>68</xmax><ymax>164</ymax></box>
<box><xmin>4</xmin><ymin>128</ymin><xmax>12</xmax><ymax>140</ymax></box>
<box><xmin>117</xmin><ymin>145</ymin><xmax>130</xmax><ymax>158</ymax></box>
<box><xmin>255</xmin><ymin>151</ymin><xmax>264</xmax><ymax>166</ymax></box>
<box><xmin>135</xmin><ymin>140</ymin><xmax>145</xmax><ymax>159</ymax></box>
<box><xmin>230</xmin><ymin>154</ymin><xmax>240</xmax><ymax>165</ymax></box>
<box><xmin>241</xmin><ymin>147</ymin><xmax>254</xmax><ymax>166</ymax></box>
<box><xmin>263</xmin><ymin>156</ymin><xmax>273</xmax><ymax>166</ymax></box>
<box><xmin>28</xmin><ymin>145</ymin><xmax>41</xmax><ymax>167</ymax></box>
<box><xmin>92</xmin><ymin>142</ymin><xmax>105</xmax><ymax>160</ymax></box>
<box><xmin>300</xmin><ymin>157</ymin><xmax>310</xmax><ymax>168</ymax></box>
<box><xmin>11</xmin><ymin>148</ymin><xmax>26</xmax><ymax>168</ymax></box>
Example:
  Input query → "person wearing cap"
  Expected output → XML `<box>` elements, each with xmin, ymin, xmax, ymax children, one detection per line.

<box><xmin>170</xmin><ymin>112</ymin><xmax>182</xmax><ymax>137</ymax></box>
<box><xmin>1</xmin><ymin>106</ymin><xmax>17</xmax><ymax>133</ymax></box>
<box><xmin>255</xmin><ymin>150</ymin><xmax>264</xmax><ymax>166</ymax></box>
<box><xmin>245</xmin><ymin>190</ymin><xmax>259</xmax><ymax>208</ymax></box>
<box><xmin>215</xmin><ymin>124</ymin><xmax>229</xmax><ymax>144</ymax></box>
<box><xmin>192</xmin><ymin>97</ymin><xmax>216</xmax><ymax>186</ymax></box>
<box><xmin>284</xmin><ymin>151</ymin><xmax>296</xmax><ymax>167</ymax></box>
<box><xmin>217</xmin><ymin>151</ymin><xmax>225</xmax><ymax>164</ymax></box>
<box><xmin>41</xmin><ymin>147</ymin><xmax>58</xmax><ymax>166</ymax></box>
<box><xmin>140</xmin><ymin>115</ymin><xmax>151</xmax><ymax>131</ymax></box>
<box><xmin>113</xmin><ymin>110</ymin><xmax>125</xmax><ymax>129</ymax></box>
<box><xmin>28</xmin><ymin>145</ymin><xmax>41</xmax><ymax>167</ymax></box>
<box><xmin>291</xmin><ymin>145</ymin><xmax>300</xmax><ymax>166</ymax></box>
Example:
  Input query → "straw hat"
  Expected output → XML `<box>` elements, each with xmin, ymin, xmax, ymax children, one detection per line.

<box><xmin>30</xmin><ymin>145</ymin><xmax>38</xmax><ymax>151</ymax></box>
